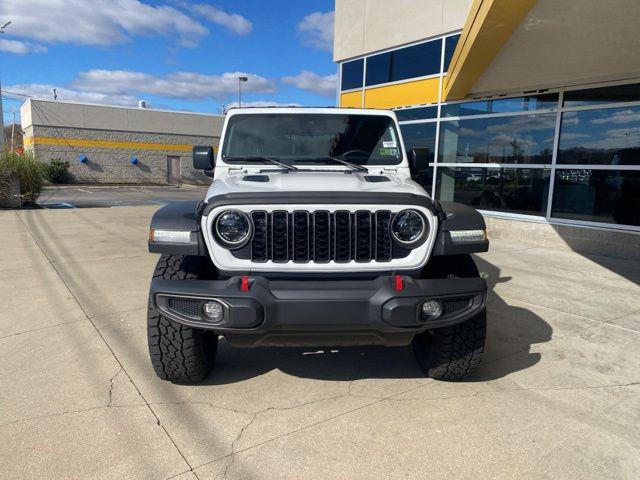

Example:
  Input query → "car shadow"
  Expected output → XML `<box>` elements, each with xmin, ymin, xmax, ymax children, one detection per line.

<box><xmin>202</xmin><ymin>256</ymin><xmax>553</xmax><ymax>385</ymax></box>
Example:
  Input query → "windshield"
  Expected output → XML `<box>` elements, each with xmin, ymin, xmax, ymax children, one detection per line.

<box><xmin>221</xmin><ymin>113</ymin><xmax>403</xmax><ymax>166</ymax></box>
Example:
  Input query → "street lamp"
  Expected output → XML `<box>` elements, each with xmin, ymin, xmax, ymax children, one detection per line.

<box><xmin>238</xmin><ymin>76</ymin><xmax>248</xmax><ymax>108</ymax></box>
<box><xmin>0</xmin><ymin>21</ymin><xmax>11</xmax><ymax>33</ymax></box>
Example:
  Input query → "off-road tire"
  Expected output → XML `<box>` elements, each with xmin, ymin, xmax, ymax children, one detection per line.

<box><xmin>147</xmin><ymin>254</ymin><xmax>218</xmax><ymax>383</ymax></box>
<box><xmin>412</xmin><ymin>309</ymin><xmax>486</xmax><ymax>380</ymax></box>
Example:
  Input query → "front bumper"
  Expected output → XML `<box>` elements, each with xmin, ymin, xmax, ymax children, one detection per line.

<box><xmin>151</xmin><ymin>275</ymin><xmax>487</xmax><ymax>347</ymax></box>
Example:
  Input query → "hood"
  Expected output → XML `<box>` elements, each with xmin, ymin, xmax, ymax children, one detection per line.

<box><xmin>205</xmin><ymin>170</ymin><xmax>428</xmax><ymax>200</ymax></box>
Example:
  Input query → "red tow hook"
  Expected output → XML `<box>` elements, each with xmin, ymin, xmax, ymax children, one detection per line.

<box><xmin>394</xmin><ymin>275</ymin><xmax>404</xmax><ymax>292</ymax></box>
<box><xmin>240</xmin><ymin>276</ymin><xmax>251</xmax><ymax>292</ymax></box>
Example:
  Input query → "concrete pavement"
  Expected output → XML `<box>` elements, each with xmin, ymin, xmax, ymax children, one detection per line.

<box><xmin>1</xmin><ymin>206</ymin><xmax>639</xmax><ymax>479</ymax></box>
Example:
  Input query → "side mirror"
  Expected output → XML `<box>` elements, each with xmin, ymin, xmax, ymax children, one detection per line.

<box><xmin>193</xmin><ymin>146</ymin><xmax>214</xmax><ymax>170</ymax></box>
<box><xmin>409</xmin><ymin>147</ymin><xmax>431</xmax><ymax>177</ymax></box>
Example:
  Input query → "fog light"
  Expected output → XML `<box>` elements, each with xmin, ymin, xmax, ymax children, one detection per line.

<box><xmin>202</xmin><ymin>301</ymin><xmax>224</xmax><ymax>323</ymax></box>
<box><xmin>421</xmin><ymin>300</ymin><xmax>442</xmax><ymax>318</ymax></box>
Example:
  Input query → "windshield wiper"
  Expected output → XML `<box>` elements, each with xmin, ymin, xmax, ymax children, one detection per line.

<box><xmin>223</xmin><ymin>156</ymin><xmax>298</xmax><ymax>171</ymax></box>
<box><xmin>316</xmin><ymin>156</ymin><xmax>369</xmax><ymax>173</ymax></box>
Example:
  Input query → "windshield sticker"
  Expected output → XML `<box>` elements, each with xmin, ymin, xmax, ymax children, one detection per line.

<box><xmin>379</xmin><ymin>147</ymin><xmax>399</xmax><ymax>156</ymax></box>
<box><xmin>383</xmin><ymin>141</ymin><xmax>397</xmax><ymax>148</ymax></box>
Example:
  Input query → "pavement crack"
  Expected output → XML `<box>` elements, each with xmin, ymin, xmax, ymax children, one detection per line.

<box><xmin>16</xmin><ymin>212</ymin><xmax>197</xmax><ymax>478</ymax></box>
<box><xmin>106</xmin><ymin>368</ymin><xmax>123</xmax><ymax>408</ymax></box>
<box><xmin>0</xmin><ymin>319</ymin><xmax>86</xmax><ymax>341</ymax></box>
<box><xmin>148</xmin><ymin>401</ymin><xmax>253</xmax><ymax>416</ymax></box>
<box><xmin>0</xmin><ymin>404</ymin><xmax>145</xmax><ymax>430</ymax></box>
<box><xmin>218</xmin><ymin>412</ymin><xmax>258</xmax><ymax>479</ymax></box>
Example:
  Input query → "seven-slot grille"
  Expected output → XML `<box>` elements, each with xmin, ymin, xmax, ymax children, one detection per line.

<box><xmin>249</xmin><ymin>210</ymin><xmax>395</xmax><ymax>263</ymax></box>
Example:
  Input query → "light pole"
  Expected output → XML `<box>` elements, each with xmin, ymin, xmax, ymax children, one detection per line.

<box><xmin>237</xmin><ymin>76</ymin><xmax>248</xmax><ymax>108</ymax></box>
<box><xmin>0</xmin><ymin>21</ymin><xmax>11</xmax><ymax>152</ymax></box>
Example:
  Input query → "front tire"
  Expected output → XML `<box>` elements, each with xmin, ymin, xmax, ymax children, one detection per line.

<box><xmin>147</xmin><ymin>254</ymin><xmax>218</xmax><ymax>383</ymax></box>
<box><xmin>412</xmin><ymin>309</ymin><xmax>486</xmax><ymax>380</ymax></box>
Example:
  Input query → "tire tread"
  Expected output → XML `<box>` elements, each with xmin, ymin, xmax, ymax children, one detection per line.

<box><xmin>147</xmin><ymin>254</ymin><xmax>217</xmax><ymax>383</ymax></box>
<box><xmin>413</xmin><ymin>310</ymin><xmax>486</xmax><ymax>380</ymax></box>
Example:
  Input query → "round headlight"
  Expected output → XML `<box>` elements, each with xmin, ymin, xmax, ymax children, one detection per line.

<box><xmin>391</xmin><ymin>210</ymin><xmax>427</xmax><ymax>246</ymax></box>
<box><xmin>214</xmin><ymin>210</ymin><xmax>252</xmax><ymax>248</ymax></box>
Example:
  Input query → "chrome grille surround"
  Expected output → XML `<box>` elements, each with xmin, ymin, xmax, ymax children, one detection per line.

<box><xmin>202</xmin><ymin>204</ymin><xmax>438</xmax><ymax>273</ymax></box>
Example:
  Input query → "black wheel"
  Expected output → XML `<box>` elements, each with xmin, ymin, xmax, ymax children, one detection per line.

<box><xmin>147</xmin><ymin>254</ymin><xmax>218</xmax><ymax>383</ymax></box>
<box><xmin>412</xmin><ymin>309</ymin><xmax>486</xmax><ymax>380</ymax></box>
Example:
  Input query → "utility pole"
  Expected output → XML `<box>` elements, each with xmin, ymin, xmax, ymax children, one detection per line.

<box><xmin>0</xmin><ymin>21</ymin><xmax>12</xmax><ymax>152</ymax></box>
<box><xmin>0</xmin><ymin>79</ymin><xmax>5</xmax><ymax>152</ymax></box>
<box><xmin>238</xmin><ymin>76</ymin><xmax>248</xmax><ymax>108</ymax></box>
<box><xmin>11</xmin><ymin>111</ymin><xmax>15</xmax><ymax>152</ymax></box>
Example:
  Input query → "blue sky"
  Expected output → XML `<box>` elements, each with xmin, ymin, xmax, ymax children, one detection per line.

<box><xmin>0</xmin><ymin>0</ymin><xmax>337</xmax><ymax>123</ymax></box>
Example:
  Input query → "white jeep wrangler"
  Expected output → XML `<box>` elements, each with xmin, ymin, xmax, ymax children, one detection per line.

<box><xmin>147</xmin><ymin>107</ymin><xmax>489</xmax><ymax>383</ymax></box>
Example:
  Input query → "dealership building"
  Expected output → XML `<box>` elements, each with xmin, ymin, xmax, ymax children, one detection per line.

<box><xmin>21</xmin><ymin>99</ymin><xmax>224</xmax><ymax>185</ymax></box>
<box><xmin>334</xmin><ymin>0</ymin><xmax>640</xmax><ymax>254</ymax></box>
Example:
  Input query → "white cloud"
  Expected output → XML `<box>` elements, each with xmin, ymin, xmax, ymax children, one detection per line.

<box><xmin>0</xmin><ymin>38</ymin><xmax>47</xmax><ymax>55</ymax></box>
<box><xmin>72</xmin><ymin>69</ymin><xmax>277</xmax><ymax>100</ymax></box>
<box><xmin>191</xmin><ymin>4</ymin><xmax>252</xmax><ymax>35</ymax></box>
<box><xmin>590</xmin><ymin>108</ymin><xmax>640</xmax><ymax>125</ymax></box>
<box><xmin>282</xmin><ymin>71</ymin><xmax>337</xmax><ymax>97</ymax></box>
<box><xmin>297</xmin><ymin>11</ymin><xmax>334</xmax><ymax>52</ymax></box>
<box><xmin>5</xmin><ymin>83</ymin><xmax>139</xmax><ymax>107</ymax></box>
<box><xmin>226</xmin><ymin>101</ymin><xmax>302</xmax><ymax>108</ymax></box>
<box><xmin>0</xmin><ymin>0</ymin><xmax>208</xmax><ymax>48</ymax></box>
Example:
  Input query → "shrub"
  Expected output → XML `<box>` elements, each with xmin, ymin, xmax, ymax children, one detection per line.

<box><xmin>0</xmin><ymin>151</ymin><xmax>45</xmax><ymax>205</ymax></box>
<box><xmin>43</xmin><ymin>158</ymin><xmax>71</xmax><ymax>184</ymax></box>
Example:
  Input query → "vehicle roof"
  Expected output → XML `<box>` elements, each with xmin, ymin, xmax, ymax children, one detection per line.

<box><xmin>225</xmin><ymin>107</ymin><xmax>397</xmax><ymax>117</ymax></box>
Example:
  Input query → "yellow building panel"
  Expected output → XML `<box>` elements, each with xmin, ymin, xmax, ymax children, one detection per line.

<box><xmin>364</xmin><ymin>78</ymin><xmax>440</xmax><ymax>109</ymax></box>
<box><xmin>443</xmin><ymin>0</ymin><xmax>538</xmax><ymax>100</ymax></box>
<box><xmin>340</xmin><ymin>91</ymin><xmax>363</xmax><ymax>108</ymax></box>
<box><xmin>27</xmin><ymin>136</ymin><xmax>194</xmax><ymax>152</ymax></box>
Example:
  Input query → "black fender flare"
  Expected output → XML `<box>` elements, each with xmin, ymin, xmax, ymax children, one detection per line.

<box><xmin>148</xmin><ymin>201</ymin><xmax>208</xmax><ymax>256</ymax></box>
<box><xmin>432</xmin><ymin>201</ymin><xmax>489</xmax><ymax>256</ymax></box>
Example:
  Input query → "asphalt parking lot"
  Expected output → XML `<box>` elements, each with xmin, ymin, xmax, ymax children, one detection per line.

<box><xmin>37</xmin><ymin>185</ymin><xmax>210</xmax><ymax>209</ymax></box>
<box><xmin>1</xmin><ymin>205</ymin><xmax>639</xmax><ymax>479</ymax></box>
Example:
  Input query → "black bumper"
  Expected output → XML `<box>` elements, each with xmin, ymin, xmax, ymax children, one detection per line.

<box><xmin>150</xmin><ymin>275</ymin><xmax>487</xmax><ymax>347</ymax></box>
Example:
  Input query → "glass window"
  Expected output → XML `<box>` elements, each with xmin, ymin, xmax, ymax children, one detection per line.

<box><xmin>438</xmin><ymin>114</ymin><xmax>556</xmax><ymax>164</ymax></box>
<box><xmin>563</xmin><ymin>83</ymin><xmax>640</xmax><ymax>107</ymax></box>
<box><xmin>395</xmin><ymin>106</ymin><xmax>438</xmax><ymax>122</ymax></box>
<box><xmin>558</xmin><ymin>106</ymin><xmax>640</xmax><ymax>165</ymax></box>
<box><xmin>442</xmin><ymin>94</ymin><xmax>558</xmax><ymax>117</ymax></box>
<box><xmin>365</xmin><ymin>52</ymin><xmax>391</xmax><ymax>87</ymax></box>
<box><xmin>341</xmin><ymin>59</ymin><xmax>364</xmax><ymax>91</ymax></box>
<box><xmin>436</xmin><ymin>167</ymin><xmax>550</xmax><ymax>216</ymax></box>
<box><xmin>444</xmin><ymin>34</ymin><xmax>460</xmax><ymax>71</ymax></box>
<box><xmin>221</xmin><ymin>113</ymin><xmax>403</xmax><ymax>166</ymax></box>
<box><xmin>401</xmin><ymin>123</ymin><xmax>437</xmax><ymax>159</ymax></box>
<box><xmin>401</xmin><ymin>123</ymin><xmax>437</xmax><ymax>194</ymax></box>
<box><xmin>552</xmin><ymin>169</ymin><xmax>640</xmax><ymax>226</ymax></box>
<box><xmin>365</xmin><ymin>40</ymin><xmax>442</xmax><ymax>86</ymax></box>
<box><xmin>390</xmin><ymin>40</ymin><xmax>441</xmax><ymax>82</ymax></box>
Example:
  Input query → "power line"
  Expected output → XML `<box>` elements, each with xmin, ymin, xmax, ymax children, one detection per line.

<box><xmin>2</xmin><ymin>90</ymin><xmax>31</xmax><ymax>98</ymax></box>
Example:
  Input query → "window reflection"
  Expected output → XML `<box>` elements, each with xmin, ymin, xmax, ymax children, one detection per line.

<box><xmin>401</xmin><ymin>123</ymin><xmax>436</xmax><ymax>194</ymax></box>
<box><xmin>552</xmin><ymin>169</ymin><xmax>640</xmax><ymax>226</ymax></box>
<box><xmin>395</xmin><ymin>106</ymin><xmax>438</xmax><ymax>122</ymax></box>
<box><xmin>558</xmin><ymin>106</ymin><xmax>640</xmax><ymax>165</ymax></box>
<box><xmin>436</xmin><ymin>167</ymin><xmax>550</xmax><ymax>216</ymax></box>
<box><xmin>441</xmin><ymin>94</ymin><xmax>557</xmax><ymax>117</ymax></box>
<box><xmin>438</xmin><ymin>114</ymin><xmax>556</xmax><ymax>164</ymax></box>
<box><xmin>563</xmin><ymin>83</ymin><xmax>640</xmax><ymax>107</ymax></box>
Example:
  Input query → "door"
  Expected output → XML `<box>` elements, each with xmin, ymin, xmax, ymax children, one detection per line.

<box><xmin>167</xmin><ymin>156</ymin><xmax>181</xmax><ymax>185</ymax></box>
